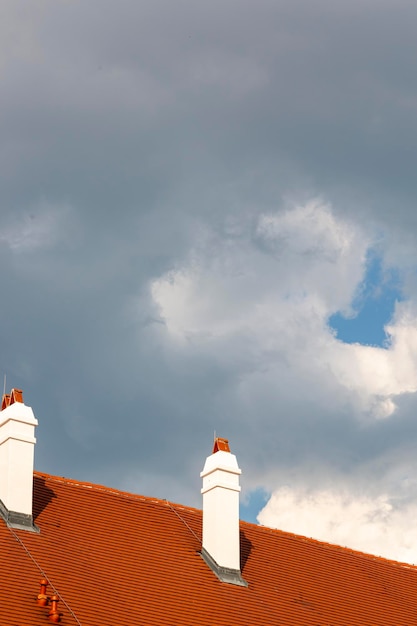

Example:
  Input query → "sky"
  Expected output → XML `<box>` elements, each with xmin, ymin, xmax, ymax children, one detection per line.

<box><xmin>3</xmin><ymin>0</ymin><xmax>417</xmax><ymax>564</ymax></box>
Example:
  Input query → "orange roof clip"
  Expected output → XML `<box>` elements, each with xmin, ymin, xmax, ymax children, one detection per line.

<box><xmin>212</xmin><ymin>437</ymin><xmax>231</xmax><ymax>454</ymax></box>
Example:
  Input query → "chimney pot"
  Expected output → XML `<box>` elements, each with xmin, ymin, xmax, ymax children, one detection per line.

<box><xmin>9</xmin><ymin>388</ymin><xmax>23</xmax><ymax>405</ymax></box>
<box><xmin>1</xmin><ymin>394</ymin><xmax>10</xmax><ymax>411</ymax></box>
<box><xmin>212</xmin><ymin>437</ymin><xmax>230</xmax><ymax>453</ymax></box>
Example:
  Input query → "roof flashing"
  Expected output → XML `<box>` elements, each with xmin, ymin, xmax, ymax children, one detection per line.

<box><xmin>201</xmin><ymin>547</ymin><xmax>248</xmax><ymax>587</ymax></box>
<box><xmin>0</xmin><ymin>498</ymin><xmax>39</xmax><ymax>532</ymax></box>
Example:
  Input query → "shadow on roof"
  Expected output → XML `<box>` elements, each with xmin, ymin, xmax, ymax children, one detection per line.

<box><xmin>32</xmin><ymin>476</ymin><xmax>57</xmax><ymax>521</ymax></box>
<box><xmin>240</xmin><ymin>529</ymin><xmax>253</xmax><ymax>571</ymax></box>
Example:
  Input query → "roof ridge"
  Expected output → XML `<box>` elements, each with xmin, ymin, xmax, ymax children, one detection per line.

<box><xmin>249</xmin><ymin>521</ymin><xmax>417</xmax><ymax>570</ymax></box>
<box><xmin>33</xmin><ymin>470</ymin><xmax>202</xmax><ymax>513</ymax></box>
<box><xmin>34</xmin><ymin>471</ymin><xmax>417</xmax><ymax>571</ymax></box>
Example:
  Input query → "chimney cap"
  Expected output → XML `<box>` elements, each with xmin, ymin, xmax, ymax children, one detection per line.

<box><xmin>212</xmin><ymin>437</ymin><xmax>230</xmax><ymax>454</ymax></box>
<box><xmin>1</xmin><ymin>394</ymin><xmax>10</xmax><ymax>411</ymax></box>
<box><xmin>1</xmin><ymin>388</ymin><xmax>24</xmax><ymax>410</ymax></box>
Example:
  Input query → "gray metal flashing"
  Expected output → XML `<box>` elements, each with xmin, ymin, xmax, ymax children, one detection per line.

<box><xmin>0</xmin><ymin>499</ymin><xmax>39</xmax><ymax>532</ymax></box>
<box><xmin>200</xmin><ymin>547</ymin><xmax>248</xmax><ymax>587</ymax></box>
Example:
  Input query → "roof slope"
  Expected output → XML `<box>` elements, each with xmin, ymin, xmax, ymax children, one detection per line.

<box><xmin>1</xmin><ymin>472</ymin><xmax>417</xmax><ymax>625</ymax></box>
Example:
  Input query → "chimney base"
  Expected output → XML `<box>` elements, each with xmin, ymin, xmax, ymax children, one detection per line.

<box><xmin>200</xmin><ymin>547</ymin><xmax>248</xmax><ymax>587</ymax></box>
<box><xmin>0</xmin><ymin>498</ymin><xmax>39</xmax><ymax>532</ymax></box>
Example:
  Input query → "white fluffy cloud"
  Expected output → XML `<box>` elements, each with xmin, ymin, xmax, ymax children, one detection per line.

<box><xmin>327</xmin><ymin>312</ymin><xmax>417</xmax><ymax>417</ymax></box>
<box><xmin>150</xmin><ymin>199</ymin><xmax>417</xmax><ymax>556</ymax></box>
<box><xmin>151</xmin><ymin>200</ymin><xmax>417</xmax><ymax>419</ymax></box>
<box><xmin>152</xmin><ymin>200</ymin><xmax>365</xmax><ymax>338</ymax></box>
<box><xmin>257</xmin><ymin>485</ymin><xmax>417</xmax><ymax>564</ymax></box>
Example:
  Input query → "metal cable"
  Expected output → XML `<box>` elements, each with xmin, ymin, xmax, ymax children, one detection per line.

<box><xmin>8</xmin><ymin>526</ymin><xmax>83</xmax><ymax>626</ymax></box>
<box><xmin>165</xmin><ymin>500</ymin><xmax>202</xmax><ymax>544</ymax></box>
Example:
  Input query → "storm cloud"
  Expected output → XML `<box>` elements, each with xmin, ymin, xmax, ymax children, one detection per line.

<box><xmin>2</xmin><ymin>0</ymin><xmax>417</xmax><ymax>560</ymax></box>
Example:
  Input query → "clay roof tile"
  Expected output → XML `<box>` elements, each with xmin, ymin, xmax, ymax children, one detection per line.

<box><xmin>2</xmin><ymin>471</ymin><xmax>417</xmax><ymax>625</ymax></box>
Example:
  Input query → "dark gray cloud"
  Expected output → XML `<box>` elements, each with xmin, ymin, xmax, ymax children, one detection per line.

<box><xmin>1</xmin><ymin>0</ymin><xmax>417</xmax><ymax>522</ymax></box>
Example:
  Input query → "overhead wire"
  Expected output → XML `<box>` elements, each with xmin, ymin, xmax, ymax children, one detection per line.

<box><xmin>165</xmin><ymin>499</ymin><xmax>202</xmax><ymax>545</ymax></box>
<box><xmin>8</xmin><ymin>525</ymin><xmax>83</xmax><ymax>626</ymax></box>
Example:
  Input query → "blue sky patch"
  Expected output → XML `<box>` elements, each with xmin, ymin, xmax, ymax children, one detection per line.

<box><xmin>240</xmin><ymin>488</ymin><xmax>270</xmax><ymax>524</ymax></box>
<box><xmin>329</xmin><ymin>254</ymin><xmax>404</xmax><ymax>348</ymax></box>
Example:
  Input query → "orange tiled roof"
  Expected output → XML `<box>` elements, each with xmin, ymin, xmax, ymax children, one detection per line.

<box><xmin>2</xmin><ymin>471</ymin><xmax>417</xmax><ymax>625</ymax></box>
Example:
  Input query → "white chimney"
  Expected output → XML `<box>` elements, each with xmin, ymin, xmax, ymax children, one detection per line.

<box><xmin>200</xmin><ymin>437</ymin><xmax>247</xmax><ymax>586</ymax></box>
<box><xmin>0</xmin><ymin>389</ymin><xmax>38</xmax><ymax>529</ymax></box>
